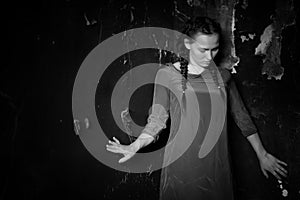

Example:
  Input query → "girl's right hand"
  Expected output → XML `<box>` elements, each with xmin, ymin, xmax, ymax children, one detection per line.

<box><xmin>106</xmin><ymin>137</ymin><xmax>137</xmax><ymax>163</ymax></box>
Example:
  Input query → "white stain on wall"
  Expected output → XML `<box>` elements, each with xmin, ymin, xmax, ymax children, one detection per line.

<box><xmin>255</xmin><ymin>24</ymin><xmax>274</xmax><ymax>56</ymax></box>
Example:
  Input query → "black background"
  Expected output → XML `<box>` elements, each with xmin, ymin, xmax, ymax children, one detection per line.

<box><xmin>1</xmin><ymin>0</ymin><xmax>300</xmax><ymax>199</ymax></box>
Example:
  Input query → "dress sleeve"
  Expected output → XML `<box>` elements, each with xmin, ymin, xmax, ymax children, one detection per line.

<box><xmin>228</xmin><ymin>78</ymin><xmax>258</xmax><ymax>137</ymax></box>
<box><xmin>142</xmin><ymin>68</ymin><xmax>170</xmax><ymax>142</ymax></box>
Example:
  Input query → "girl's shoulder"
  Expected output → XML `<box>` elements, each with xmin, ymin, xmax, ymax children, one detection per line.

<box><xmin>218</xmin><ymin>67</ymin><xmax>232</xmax><ymax>83</ymax></box>
<box><xmin>158</xmin><ymin>62</ymin><xmax>179</xmax><ymax>74</ymax></box>
<box><xmin>154</xmin><ymin>63</ymin><xmax>178</xmax><ymax>81</ymax></box>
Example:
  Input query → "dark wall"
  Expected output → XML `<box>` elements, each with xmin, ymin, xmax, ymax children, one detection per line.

<box><xmin>1</xmin><ymin>0</ymin><xmax>299</xmax><ymax>200</ymax></box>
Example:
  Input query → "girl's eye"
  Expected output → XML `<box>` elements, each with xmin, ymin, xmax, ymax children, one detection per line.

<box><xmin>198</xmin><ymin>48</ymin><xmax>218</xmax><ymax>53</ymax></box>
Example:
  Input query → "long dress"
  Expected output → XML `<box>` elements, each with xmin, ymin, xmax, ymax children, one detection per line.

<box><xmin>142</xmin><ymin>62</ymin><xmax>258</xmax><ymax>200</ymax></box>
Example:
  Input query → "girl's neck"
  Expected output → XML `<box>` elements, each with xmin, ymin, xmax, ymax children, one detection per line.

<box><xmin>188</xmin><ymin>63</ymin><xmax>205</xmax><ymax>75</ymax></box>
<box><xmin>173</xmin><ymin>62</ymin><xmax>205</xmax><ymax>75</ymax></box>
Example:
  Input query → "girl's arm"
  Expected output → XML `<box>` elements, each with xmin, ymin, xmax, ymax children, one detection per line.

<box><xmin>246</xmin><ymin>133</ymin><xmax>287</xmax><ymax>179</ymax></box>
<box><xmin>228</xmin><ymin>77</ymin><xmax>287</xmax><ymax>179</ymax></box>
<box><xmin>107</xmin><ymin>67</ymin><xmax>170</xmax><ymax>162</ymax></box>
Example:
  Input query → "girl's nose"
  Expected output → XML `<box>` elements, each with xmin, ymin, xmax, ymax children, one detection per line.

<box><xmin>206</xmin><ymin>51</ymin><xmax>213</xmax><ymax>60</ymax></box>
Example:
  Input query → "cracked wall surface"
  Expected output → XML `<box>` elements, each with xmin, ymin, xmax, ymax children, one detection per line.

<box><xmin>254</xmin><ymin>0</ymin><xmax>296</xmax><ymax>80</ymax></box>
<box><xmin>1</xmin><ymin>0</ymin><xmax>299</xmax><ymax>200</ymax></box>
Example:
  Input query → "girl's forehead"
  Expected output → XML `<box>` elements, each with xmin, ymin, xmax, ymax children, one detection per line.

<box><xmin>193</xmin><ymin>33</ymin><xmax>219</xmax><ymax>42</ymax></box>
<box><xmin>191</xmin><ymin>33</ymin><xmax>219</xmax><ymax>47</ymax></box>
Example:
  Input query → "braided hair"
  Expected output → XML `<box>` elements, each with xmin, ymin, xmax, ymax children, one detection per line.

<box><xmin>179</xmin><ymin>57</ymin><xmax>188</xmax><ymax>114</ymax></box>
<box><xmin>178</xmin><ymin>17</ymin><xmax>222</xmax><ymax>113</ymax></box>
<box><xmin>179</xmin><ymin>57</ymin><xmax>188</xmax><ymax>93</ymax></box>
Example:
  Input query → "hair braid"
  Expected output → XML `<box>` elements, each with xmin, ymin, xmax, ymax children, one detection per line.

<box><xmin>179</xmin><ymin>58</ymin><xmax>188</xmax><ymax>93</ymax></box>
<box><xmin>179</xmin><ymin>57</ymin><xmax>188</xmax><ymax>115</ymax></box>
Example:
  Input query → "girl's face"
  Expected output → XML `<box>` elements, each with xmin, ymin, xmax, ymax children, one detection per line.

<box><xmin>184</xmin><ymin>33</ymin><xmax>219</xmax><ymax>68</ymax></box>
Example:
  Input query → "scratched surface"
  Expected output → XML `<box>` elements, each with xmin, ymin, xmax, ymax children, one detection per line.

<box><xmin>0</xmin><ymin>0</ymin><xmax>299</xmax><ymax>200</ymax></box>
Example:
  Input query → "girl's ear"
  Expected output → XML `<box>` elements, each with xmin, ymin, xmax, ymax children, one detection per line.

<box><xmin>184</xmin><ymin>38</ymin><xmax>191</xmax><ymax>50</ymax></box>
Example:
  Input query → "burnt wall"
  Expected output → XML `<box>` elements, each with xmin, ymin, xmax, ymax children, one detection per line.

<box><xmin>1</xmin><ymin>0</ymin><xmax>299</xmax><ymax>200</ymax></box>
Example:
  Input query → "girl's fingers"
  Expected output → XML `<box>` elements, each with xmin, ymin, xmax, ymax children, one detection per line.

<box><xmin>119</xmin><ymin>154</ymin><xmax>132</xmax><ymax>163</ymax></box>
<box><xmin>106</xmin><ymin>139</ymin><xmax>133</xmax><ymax>163</ymax></box>
<box><xmin>261</xmin><ymin>168</ymin><xmax>268</xmax><ymax>179</ymax></box>
<box><xmin>277</xmin><ymin>159</ymin><xmax>288</xmax><ymax>166</ymax></box>
<box><xmin>106</xmin><ymin>144</ymin><xmax>116</xmax><ymax>149</ymax></box>
<box><xmin>108</xmin><ymin>140</ymin><xmax>118</xmax><ymax>145</ymax></box>
<box><xmin>276</xmin><ymin>168</ymin><xmax>287</xmax><ymax>177</ymax></box>
<box><xmin>268</xmin><ymin>166</ymin><xmax>281</xmax><ymax>180</ymax></box>
<box><xmin>106</xmin><ymin>144</ymin><xmax>123</xmax><ymax>152</ymax></box>
<box><xmin>113</xmin><ymin>137</ymin><xmax>120</xmax><ymax>144</ymax></box>
<box><xmin>106</xmin><ymin>143</ymin><xmax>129</xmax><ymax>155</ymax></box>
<box><xmin>276</xmin><ymin>163</ymin><xmax>287</xmax><ymax>174</ymax></box>
<box><xmin>106</xmin><ymin>146</ymin><xmax>121</xmax><ymax>153</ymax></box>
<box><xmin>273</xmin><ymin>171</ymin><xmax>281</xmax><ymax>180</ymax></box>
<box><xmin>119</xmin><ymin>156</ymin><xmax>127</xmax><ymax>163</ymax></box>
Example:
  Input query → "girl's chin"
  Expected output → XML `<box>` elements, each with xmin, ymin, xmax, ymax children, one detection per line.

<box><xmin>200</xmin><ymin>63</ymin><xmax>210</xmax><ymax>67</ymax></box>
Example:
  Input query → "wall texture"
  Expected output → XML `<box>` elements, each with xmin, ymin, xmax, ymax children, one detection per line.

<box><xmin>1</xmin><ymin>0</ymin><xmax>299</xmax><ymax>199</ymax></box>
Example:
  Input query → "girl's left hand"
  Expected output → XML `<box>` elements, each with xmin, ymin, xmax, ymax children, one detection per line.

<box><xmin>258</xmin><ymin>152</ymin><xmax>288</xmax><ymax>180</ymax></box>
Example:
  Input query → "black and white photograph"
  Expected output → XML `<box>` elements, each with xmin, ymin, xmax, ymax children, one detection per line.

<box><xmin>1</xmin><ymin>0</ymin><xmax>300</xmax><ymax>199</ymax></box>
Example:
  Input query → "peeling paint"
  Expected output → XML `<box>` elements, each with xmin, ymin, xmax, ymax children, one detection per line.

<box><xmin>130</xmin><ymin>6</ymin><xmax>135</xmax><ymax>23</ymax></box>
<box><xmin>248</xmin><ymin>33</ymin><xmax>255</xmax><ymax>39</ymax></box>
<box><xmin>240</xmin><ymin>33</ymin><xmax>255</xmax><ymax>42</ymax></box>
<box><xmin>120</xmin><ymin>107</ymin><xmax>134</xmax><ymax>138</ymax></box>
<box><xmin>240</xmin><ymin>35</ymin><xmax>248</xmax><ymax>42</ymax></box>
<box><xmin>130</xmin><ymin>10</ymin><xmax>134</xmax><ymax>23</ymax></box>
<box><xmin>255</xmin><ymin>24</ymin><xmax>274</xmax><ymax>56</ymax></box>
<box><xmin>229</xmin><ymin>5</ymin><xmax>239</xmax><ymax>74</ymax></box>
<box><xmin>255</xmin><ymin>23</ymin><xmax>284</xmax><ymax>80</ymax></box>
<box><xmin>83</xmin><ymin>13</ymin><xmax>97</xmax><ymax>26</ymax></box>
<box><xmin>5</xmin><ymin>0</ymin><xmax>299</xmax><ymax>199</ymax></box>
<box><xmin>254</xmin><ymin>0</ymin><xmax>296</xmax><ymax>80</ymax></box>
<box><xmin>262</xmin><ymin>67</ymin><xmax>284</xmax><ymax>80</ymax></box>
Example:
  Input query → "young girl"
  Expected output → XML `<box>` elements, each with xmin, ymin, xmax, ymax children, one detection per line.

<box><xmin>106</xmin><ymin>16</ymin><xmax>287</xmax><ymax>200</ymax></box>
